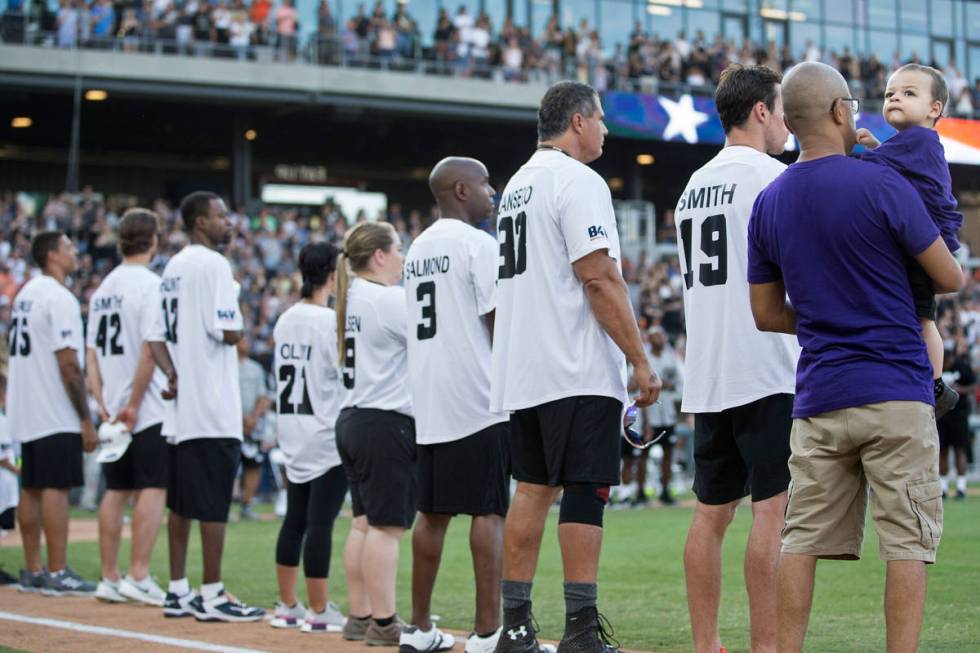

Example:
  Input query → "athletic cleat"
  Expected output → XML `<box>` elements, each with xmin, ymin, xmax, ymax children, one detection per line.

<box><xmin>495</xmin><ymin>606</ymin><xmax>550</xmax><ymax>653</ymax></box>
<box><xmin>95</xmin><ymin>579</ymin><xmax>128</xmax><ymax>603</ymax></box>
<box><xmin>556</xmin><ymin>607</ymin><xmax>619</xmax><ymax>653</ymax></box>
<box><xmin>400</xmin><ymin>624</ymin><xmax>456</xmax><ymax>652</ymax></box>
<box><xmin>42</xmin><ymin>567</ymin><xmax>96</xmax><ymax>597</ymax></box>
<box><xmin>301</xmin><ymin>601</ymin><xmax>347</xmax><ymax>633</ymax></box>
<box><xmin>199</xmin><ymin>589</ymin><xmax>265</xmax><ymax>622</ymax></box>
<box><xmin>164</xmin><ymin>590</ymin><xmax>201</xmax><ymax>618</ymax></box>
<box><xmin>240</xmin><ymin>505</ymin><xmax>258</xmax><ymax>521</ymax></box>
<box><xmin>17</xmin><ymin>569</ymin><xmax>46</xmax><ymax>593</ymax></box>
<box><xmin>956</xmin><ymin>489</ymin><xmax>967</xmax><ymax>501</ymax></box>
<box><xmin>934</xmin><ymin>380</ymin><xmax>959</xmax><ymax>419</ymax></box>
<box><xmin>365</xmin><ymin>615</ymin><xmax>406</xmax><ymax>646</ymax></box>
<box><xmin>118</xmin><ymin>575</ymin><xmax>166</xmax><ymax>606</ymax></box>
<box><xmin>344</xmin><ymin>615</ymin><xmax>373</xmax><ymax>640</ymax></box>
<box><xmin>271</xmin><ymin>600</ymin><xmax>307</xmax><ymax>628</ymax></box>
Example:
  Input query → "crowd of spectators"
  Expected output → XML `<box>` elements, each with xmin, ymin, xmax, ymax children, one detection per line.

<box><xmin>3</xmin><ymin>1</ymin><xmax>980</xmax><ymax>115</ymax></box>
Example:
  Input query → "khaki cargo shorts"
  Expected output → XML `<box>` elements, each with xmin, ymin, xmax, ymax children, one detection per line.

<box><xmin>782</xmin><ymin>401</ymin><xmax>943</xmax><ymax>563</ymax></box>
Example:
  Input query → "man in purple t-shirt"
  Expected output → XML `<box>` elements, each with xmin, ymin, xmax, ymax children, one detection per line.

<box><xmin>746</xmin><ymin>62</ymin><xmax>962</xmax><ymax>653</ymax></box>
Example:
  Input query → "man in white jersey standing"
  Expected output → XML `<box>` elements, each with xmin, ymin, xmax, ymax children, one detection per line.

<box><xmin>675</xmin><ymin>65</ymin><xmax>798</xmax><ymax>653</ymax></box>
<box><xmin>9</xmin><ymin>231</ymin><xmax>97</xmax><ymax>596</ymax></box>
<box><xmin>86</xmin><ymin>209</ymin><xmax>172</xmax><ymax>606</ymax></box>
<box><xmin>491</xmin><ymin>81</ymin><xmax>660</xmax><ymax>653</ymax></box>
<box><xmin>151</xmin><ymin>191</ymin><xmax>264</xmax><ymax>622</ymax></box>
<box><xmin>401</xmin><ymin>157</ymin><xmax>512</xmax><ymax>653</ymax></box>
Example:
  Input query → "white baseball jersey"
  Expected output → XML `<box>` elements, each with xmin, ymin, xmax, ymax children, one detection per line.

<box><xmin>339</xmin><ymin>277</ymin><xmax>412</xmax><ymax>417</ymax></box>
<box><xmin>7</xmin><ymin>275</ymin><xmax>84</xmax><ymax>442</ymax></box>
<box><xmin>273</xmin><ymin>302</ymin><xmax>344</xmax><ymax>484</ymax></box>
<box><xmin>150</xmin><ymin>244</ymin><xmax>244</xmax><ymax>442</ymax></box>
<box><xmin>675</xmin><ymin>145</ymin><xmax>799</xmax><ymax>413</ymax></box>
<box><xmin>490</xmin><ymin>149</ymin><xmax>628</xmax><ymax>412</ymax></box>
<box><xmin>86</xmin><ymin>264</ymin><xmax>168</xmax><ymax>434</ymax></box>
<box><xmin>404</xmin><ymin>219</ymin><xmax>507</xmax><ymax>444</ymax></box>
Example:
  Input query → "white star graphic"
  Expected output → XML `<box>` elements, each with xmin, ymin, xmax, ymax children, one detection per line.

<box><xmin>659</xmin><ymin>94</ymin><xmax>709</xmax><ymax>144</ymax></box>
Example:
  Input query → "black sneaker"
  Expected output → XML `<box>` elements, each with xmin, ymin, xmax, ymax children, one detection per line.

<box><xmin>935</xmin><ymin>380</ymin><xmax>959</xmax><ymax>419</ymax></box>
<box><xmin>0</xmin><ymin>568</ymin><xmax>17</xmax><ymax>586</ymax></box>
<box><xmin>198</xmin><ymin>589</ymin><xmax>265</xmax><ymax>622</ymax></box>
<box><xmin>495</xmin><ymin>605</ymin><xmax>548</xmax><ymax>653</ymax></box>
<box><xmin>659</xmin><ymin>491</ymin><xmax>676</xmax><ymax>506</ymax></box>
<box><xmin>955</xmin><ymin>489</ymin><xmax>967</xmax><ymax>501</ymax></box>
<box><xmin>556</xmin><ymin>607</ymin><xmax>619</xmax><ymax>653</ymax></box>
<box><xmin>18</xmin><ymin>568</ymin><xmax>46</xmax><ymax>593</ymax></box>
<box><xmin>42</xmin><ymin>567</ymin><xmax>96</xmax><ymax>597</ymax></box>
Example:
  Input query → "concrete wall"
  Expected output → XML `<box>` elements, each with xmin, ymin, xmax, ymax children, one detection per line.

<box><xmin>0</xmin><ymin>44</ymin><xmax>547</xmax><ymax>117</ymax></box>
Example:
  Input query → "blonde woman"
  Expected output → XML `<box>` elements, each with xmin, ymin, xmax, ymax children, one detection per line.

<box><xmin>334</xmin><ymin>221</ymin><xmax>414</xmax><ymax>646</ymax></box>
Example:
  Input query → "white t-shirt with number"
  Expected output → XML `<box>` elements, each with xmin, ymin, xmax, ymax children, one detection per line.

<box><xmin>490</xmin><ymin>149</ymin><xmax>628</xmax><ymax>412</ymax></box>
<box><xmin>404</xmin><ymin>219</ymin><xmax>507</xmax><ymax>444</ymax></box>
<box><xmin>674</xmin><ymin>145</ymin><xmax>798</xmax><ymax>413</ymax></box>
<box><xmin>272</xmin><ymin>302</ymin><xmax>344</xmax><ymax>483</ymax></box>
<box><xmin>339</xmin><ymin>277</ymin><xmax>412</xmax><ymax>417</ymax></box>
<box><xmin>86</xmin><ymin>264</ymin><xmax>168</xmax><ymax>434</ymax></box>
<box><xmin>150</xmin><ymin>244</ymin><xmax>244</xmax><ymax>442</ymax></box>
<box><xmin>7</xmin><ymin>275</ymin><xmax>84</xmax><ymax>443</ymax></box>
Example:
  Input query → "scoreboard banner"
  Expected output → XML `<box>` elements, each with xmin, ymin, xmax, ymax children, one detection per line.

<box><xmin>603</xmin><ymin>91</ymin><xmax>980</xmax><ymax>166</ymax></box>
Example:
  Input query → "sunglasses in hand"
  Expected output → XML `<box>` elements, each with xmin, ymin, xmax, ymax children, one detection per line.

<box><xmin>622</xmin><ymin>402</ymin><xmax>668</xmax><ymax>450</ymax></box>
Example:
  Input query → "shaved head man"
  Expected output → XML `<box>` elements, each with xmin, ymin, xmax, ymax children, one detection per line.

<box><xmin>747</xmin><ymin>61</ymin><xmax>961</xmax><ymax>652</ymax></box>
<box><xmin>780</xmin><ymin>62</ymin><xmax>858</xmax><ymax>155</ymax></box>
<box><xmin>428</xmin><ymin>156</ymin><xmax>496</xmax><ymax>223</ymax></box>
<box><xmin>402</xmin><ymin>157</ymin><xmax>514</xmax><ymax>653</ymax></box>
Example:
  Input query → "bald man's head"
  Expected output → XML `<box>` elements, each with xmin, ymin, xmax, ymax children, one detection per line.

<box><xmin>428</xmin><ymin>156</ymin><xmax>495</xmax><ymax>225</ymax></box>
<box><xmin>782</xmin><ymin>62</ymin><xmax>851</xmax><ymax>133</ymax></box>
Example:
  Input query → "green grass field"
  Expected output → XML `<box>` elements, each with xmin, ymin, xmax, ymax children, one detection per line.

<box><xmin>3</xmin><ymin>494</ymin><xmax>980</xmax><ymax>652</ymax></box>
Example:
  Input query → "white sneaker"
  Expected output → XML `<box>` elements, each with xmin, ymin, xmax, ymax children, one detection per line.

<box><xmin>94</xmin><ymin>579</ymin><xmax>127</xmax><ymax>603</ymax></box>
<box><xmin>118</xmin><ymin>575</ymin><xmax>166</xmax><ymax>606</ymax></box>
<box><xmin>400</xmin><ymin>624</ymin><xmax>456</xmax><ymax>652</ymax></box>
<box><xmin>300</xmin><ymin>601</ymin><xmax>347</xmax><ymax>633</ymax></box>
<box><xmin>270</xmin><ymin>600</ymin><xmax>306</xmax><ymax>628</ymax></box>
<box><xmin>465</xmin><ymin>629</ymin><xmax>500</xmax><ymax>653</ymax></box>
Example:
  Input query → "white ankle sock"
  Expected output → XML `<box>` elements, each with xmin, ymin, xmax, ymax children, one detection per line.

<box><xmin>941</xmin><ymin>478</ymin><xmax>949</xmax><ymax>493</ymax></box>
<box><xmin>957</xmin><ymin>476</ymin><xmax>968</xmax><ymax>493</ymax></box>
<box><xmin>200</xmin><ymin>581</ymin><xmax>224</xmax><ymax>600</ymax></box>
<box><xmin>169</xmin><ymin>578</ymin><xmax>190</xmax><ymax>595</ymax></box>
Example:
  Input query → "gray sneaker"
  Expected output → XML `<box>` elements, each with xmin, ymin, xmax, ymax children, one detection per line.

<box><xmin>301</xmin><ymin>601</ymin><xmax>347</xmax><ymax>633</ymax></box>
<box><xmin>43</xmin><ymin>567</ymin><xmax>97</xmax><ymax>597</ymax></box>
<box><xmin>18</xmin><ymin>569</ymin><xmax>46</xmax><ymax>593</ymax></box>
<box><xmin>343</xmin><ymin>615</ymin><xmax>372</xmax><ymax>641</ymax></box>
<box><xmin>364</xmin><ymin>615</ymin><xmax>405</xmax><ymax>646</ymax></box>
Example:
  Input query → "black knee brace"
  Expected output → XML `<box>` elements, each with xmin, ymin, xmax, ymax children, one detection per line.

<box><xmin>558</xmin><ymin>484</ymin><xmax>609</xmax><ymax>527</ymax></box>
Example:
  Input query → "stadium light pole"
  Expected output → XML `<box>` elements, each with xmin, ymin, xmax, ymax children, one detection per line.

<box><xmin>66</xmin><ymin>75</ymin><xmax>82</xmax><ymax>193</ymax></box>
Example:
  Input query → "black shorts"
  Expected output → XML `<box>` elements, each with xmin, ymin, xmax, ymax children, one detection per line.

<box><xmin>336</xmin><ymin>408</ymin><xmax>417</xmax><ymax>529</ymax></box>
<box><xmin>693</xmin><ymin>394</ymin><xmax>793</xmax><ymax>505</ymax></box>
<box><xmin>938</xmin><ymin>416</ymin><xmax>971</xmax><ymax>451</ymax></box>
<box><xmin>166</xmin><ymin>437</ymin><xmax>240</xmax><ymax>522</ymax></box>
<box><xmin>103</xmin><ymin>423</ymin><xmax>169</xmax><ymax>491</ymax></box>
<box><xmin>417</xmin><ymin>421</ymin><xmax>510</xmax><ymax>517</ymax></box>
<box><xmin>907</xmin><ymin>259</ymin><xmax>937</xmax><ymax>320</ymax></box>
<box><xmin>510</xmin><ymin>395</ymin><xmax>622</xmax><ymax>487</ymax></box>
<box><xmin>621</xmin><ymin>425</ymin><xmax>675</xmax><ymax>458</ymax></box>
<box><xmin>21</xmin><ymin>432</ymin><xmax>83</xmax><ymax>490</ymax></box>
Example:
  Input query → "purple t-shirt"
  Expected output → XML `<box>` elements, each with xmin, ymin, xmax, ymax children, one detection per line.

<box><xmin>747</xmin><ymin>155</ymin><xmax>938</xmax><ymax>418</ymax></box>
<box><xmin>862</xmin><ymin>126</ymin><xmax>962</xmax><ymax>252</ymax></box>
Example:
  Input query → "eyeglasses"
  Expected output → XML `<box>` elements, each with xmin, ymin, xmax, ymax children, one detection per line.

<box><xmin>623</xmin><ymin>403</ymin><xmax>667</xmax><ymax>450</ymax></box>
<box><xmin>831</xmin><ymin>97</ymin><xmax>861</xmax><ymax>116</ymax></box>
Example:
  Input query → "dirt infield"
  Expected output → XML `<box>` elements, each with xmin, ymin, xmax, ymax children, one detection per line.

<box><xmin>0</xmin><ymin>588</ymin><xmax>656</xmax><ymax>653</ymax></box>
